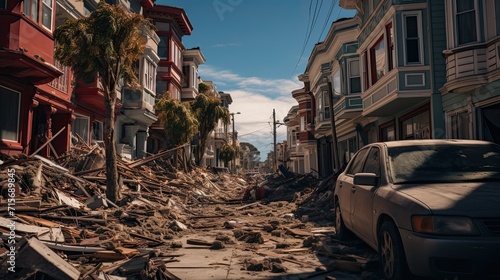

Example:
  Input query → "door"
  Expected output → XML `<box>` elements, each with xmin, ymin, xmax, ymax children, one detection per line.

<box><xmin>338</xmin><ymin>147</ymin><xmax>370</xmax><ymax>228</ymax></box>
<box><xmin>352</xmin><ymin>146</ymin><xmax>381</xmax><ymax>244</ymax></box>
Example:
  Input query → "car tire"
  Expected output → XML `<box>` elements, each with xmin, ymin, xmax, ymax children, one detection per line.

<box><xmin>334</xmin><ymin>199</ymin><xmax>349</xmax><ymax>239</ymax></box>
<box><xmin>378</xmin><ymin>221</ymin><xmax>410</xmax><ymax>280</ymax></box>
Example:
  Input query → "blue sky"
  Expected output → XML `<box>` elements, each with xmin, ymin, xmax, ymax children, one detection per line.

<box><xmin>159</xmin><ymin>0</ymin><xmax>355</xmax><ymax>158</ymax></box>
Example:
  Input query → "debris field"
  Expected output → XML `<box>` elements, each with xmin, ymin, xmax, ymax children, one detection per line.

<box><xmin>0</xmin><ymin>145</ymin><xmax>381</xmax><ymax>280</ymax></box>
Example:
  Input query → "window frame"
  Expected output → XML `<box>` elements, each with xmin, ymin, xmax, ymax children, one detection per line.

<box><xmin>322</xmin><ymin>90</ymin><xmax>330</xmax><ymax>121</ymax></box>
<box><xmin>0</xmin><ymin>86</ymin><xmax>21</xmax><ymax>142</ymax></box>
<box><xmin>347</xmin><ymin>58</ymin><xmax>361</xmax><ymax>94</ymax></box>
<box><xmin>23</xmin><ymin>0</ymin><xmax>54</xmax><ymax>31</ymax></box>
<box><xmin>402</xmin><ymin>11</ymin><xmax>423</xmax><ymax>65</ymax></box>
<box><xmin>369</xmin><ymin>35</ymin><xmax>386</xmax><ymax>85</ymax></box>
<box><xmin>453</xmin><ymin>0</ymin><xmax>479</xmax><ymax>46</ymax></box>
<box><xmin>72</xmin><ymin>116</ymin><xmax>90</xmax><ymax>145</ymax></box>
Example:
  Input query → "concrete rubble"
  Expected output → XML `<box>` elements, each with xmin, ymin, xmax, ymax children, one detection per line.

<box><xmin>0</xmin><ymin>145</ymin><xmax>381</xmax><ymax>280</ymax></box>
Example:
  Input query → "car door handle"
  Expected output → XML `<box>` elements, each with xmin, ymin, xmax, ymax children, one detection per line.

<box><xmin>351</xmin><ymin>186</ymin><xmax>356</xmax><ymax>193</ymax></box>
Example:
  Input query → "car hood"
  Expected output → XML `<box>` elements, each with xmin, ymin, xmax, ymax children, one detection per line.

<box><xmin>393</xmin><ymin>182</ymin><xmax>500</xmax><ymax>215</ymax></box>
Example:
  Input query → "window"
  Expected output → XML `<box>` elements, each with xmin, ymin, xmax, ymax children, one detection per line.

<box><xmin>348</xmin><ymin>59</ymin><xmax>361</xmax><ymax>94</ymax></box>
<box><xmin>92</xmin><ymin>121</ymin><xmax>103</xmax><ymax>142</ymax></box>
<box><xmin>346</xmin><ymin>148</ymin><xmax>370</xmax><ymax>176</ymax></box>
<box><xmin>182</xmin><ymin>65</ymin><xmax>190</xmax><ymax>88</ymax></box>
<box><xmin>332</xmin><ymin>70</ymin><xmax>341</xmax><ymax>96</ymax></box>
<box><xmin>323</xmin><ymin>91</ymin><xmax>330</xmax><ymax>120</ymax></box>
<box><xmin>455</xmin><ymin>0</ymin><xmax>477</xmax><ymax>45</ymax></box>
<box><xmin>72</xmin><ymin>116</ymin><xmax>89</xmax><ymax>144</ymax></box>
<box><xmin>450</xmin><ymin>111</ymin><xmax>469</xmax><ymax>139</ymax></box>
<box><xmin>24</xmin><ymin>0</ymin><xmax>53</xmax><ymax>30</ymax></box>
<box><xmin>386</xmin><ymin>23</ymin><xmax>395</xmax><ymax>70</ymax></box>
<box><xmin>370</xmin><ymin>36</ymin><xmax>386</xmax><ymax>85</ymax></box>
<box><xmin>42</xmin><ymin>0</ymin><xmax>52</xmax><ymax>29</ymax></box>
<box><xmin>0</xmin><ymin>87</ymin><xmax>20</xmax><ymax>142</ymax></box>
<box><xmin>143</xmin><ymin>58</ymin><xmax>156</xmax><ymax>92</ymax></box>
<box><xmin>300</xmin><ymin>116</ymin><xmax>305</xmax><ymax>131</ymax></box>
<box><xmin>156</xmin><ymin>80</ymin><xmax>167</xmax><ymax>96</ymax></box>
<box><xmin>1</xmin><ymin>0</ymin><xmax>6</xmax><ymax>9</ymax></box>
<box><xmin>363</xmin><ymin>147</ymin><xmax>381</xmax><ymax>176</ymax></box>
<box><xmin>400</xmin><ymin>106</ymin><xmax>431</xmax><ymax>140</ymax></box>
<box><xmin>158</xmin><ymin>36</ymin><xmax>169</xmax><ymax>58</ymax></box>
<box><xmin>496</xmin><ymin>1</ymin><xmax>500</xmax><ymax>36</ymax></box>
<box><xmin>24</xmin><ymin>0</ymin><xmax>39</xmax><ymax>23</ymax></box>
<box><xmin>380</xmin><ymin>120</ymin><xmax>395</xmax><ymax>141</ymax></box>
<box><xmin>403</xmin><ymin>13</ymin><xmax>422</xmax><ymax>64</ymax></box>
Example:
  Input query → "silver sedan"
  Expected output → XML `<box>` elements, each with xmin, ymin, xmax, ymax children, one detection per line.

<box><xmin>333</xmin><ymin>139</ymin><xmax>500</xmax><ymax>280</ymax></box>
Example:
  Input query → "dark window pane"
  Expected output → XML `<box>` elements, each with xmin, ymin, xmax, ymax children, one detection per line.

<box><xmin>406</xmin><ymin>39</ymin><xmax>420</xmax><ymax>63</ymax></box>
<box><xmin>406</xmin><ymin>16</ymin><xmax>418</xmax><ymax>37</ymax></box>
<box><xmin>456</xmin><ymin>0</ymin><xmax>474</xmax><ymax>12</ymax></box>
<box><xmin>0</xmin><ymin>87</ymin><xmax>20</xmax><ymax>141</ymax></box>
<box><xmin>350</xmin><ymin>77</ymin><xmax>361</xmax><ymax>93</ymax></box>
<box><xmin>363</xmin><ymin>148</ymin><xmax>381</xmax><ymax>176</ymax></box>
<box><xmin>347</xmin><ymin>148</ymin><xmax>370</xmax><ymax>175</ymax></box>
<box><xmin>496</xmin><ymin>1</ymin><xmax>500</xmax><ymax>35</ymax></box>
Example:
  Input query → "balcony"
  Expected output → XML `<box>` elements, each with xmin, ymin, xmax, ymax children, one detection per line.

<box><xmin>362</xmin><ymin>70</ymin><xmax>432</xmax><ymax>117</ymax></box>
<box><xmin>441</xmin><ymin>39</ymin><xmax>500</xmax><ymax>93</ymax></box>
<box><xmin>122</xmin><ymin>89</ymin><xmax>157</xmax><ymax>125</ymax></box>
<box><xmin>0</xmin><ymin>12</ymin><xmax>61</xmax><ymax>84</ymax></box>
<box><xmin>333</xmin><ymin>94</ymin><xmax>362</xmax><ymax>119</ymax></box>
<box><xmin>74</xmin><ymin>77</ymin><xmax>105</xmax><ymax>112</ymax></box>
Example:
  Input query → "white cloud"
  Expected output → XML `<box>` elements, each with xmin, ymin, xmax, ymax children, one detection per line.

<box><xmin>211</xmin><ymin>43</ymin><xmax>241</xmax><ymax>48</ymax></box>
<box><xmin>199</xmin><ymin>65</ymin><xmax>301</xmax><ymax>155</ymax></box>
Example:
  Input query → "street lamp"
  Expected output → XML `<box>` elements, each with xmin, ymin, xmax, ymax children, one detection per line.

<box><xmin>230</xmin><ymin>112</ymin><xmax>241</xmax><ymax>173</ymax></box>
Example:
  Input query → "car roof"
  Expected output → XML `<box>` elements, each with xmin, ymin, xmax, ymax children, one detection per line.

<box><xmin>374</xmin><ymin>139</ymin><xmax>497</xmax><ymax>148</ymax></box>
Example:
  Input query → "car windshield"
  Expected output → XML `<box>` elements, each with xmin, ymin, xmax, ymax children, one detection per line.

<box><xmin>388</xmin><ymin>143</ymin><xmax>500</xmax><ymax>184</ymax></box>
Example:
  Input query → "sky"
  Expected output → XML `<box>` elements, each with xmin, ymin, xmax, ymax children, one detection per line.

<box><xmin>158</xmin><ymin>0</ymin><xmax>356</xmax><ymax>159</ymax></box>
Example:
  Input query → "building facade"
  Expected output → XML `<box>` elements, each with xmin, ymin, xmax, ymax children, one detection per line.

<box><xmin>440</xmin><ymin>0</ymin><xmax>500</xmax><ymax>145</ymax></box>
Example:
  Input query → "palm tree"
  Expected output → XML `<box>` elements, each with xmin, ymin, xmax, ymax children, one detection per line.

<box><xmin>219</xmin><ymin>144</ymin><xmax>237</xmax><ymax>167</ymax></box>
<box><xmin>191</xmin><ymin>93</ymin><xmax>230</xmax><ymax>166</ymax></box>
<box><xmin>54</xmin><ymin>2</ymin><xmax>154</xmax><ymax>202</ymax></box>
<box><xmin>155</xmin><ymin>94</ymin><xmax>198</xmax><ymax>170</ymax></box>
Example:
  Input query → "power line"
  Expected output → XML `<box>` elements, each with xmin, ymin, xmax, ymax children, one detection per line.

<box><xmin>290</xmin><ymin>0</ymin><xmax>323</xmax><ymax>78</ymax></box>
<box><xmin>239</xmin><ymin>126</ymin><xmax>271</xmax><ymax>137</ymax></box>
<box><xmin>318</xmin><ymin>0</ymin><xmax>336</xmax><ymax>42</ymax></box>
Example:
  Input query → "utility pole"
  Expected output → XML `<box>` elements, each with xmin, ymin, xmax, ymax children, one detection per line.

<box><xmin>273</xmin><ymin>109</ymin><xmax>277</xmax><ymax>173</ymax></box>
<box><xmin>326</xmin><ymin>79</ymin><xmax>340</xmax><ymax>172</ymax></box>
<box><xmin>230</xmin><ymin>112</ymin><xmax>240</xmax><ymax>173</ymax></box>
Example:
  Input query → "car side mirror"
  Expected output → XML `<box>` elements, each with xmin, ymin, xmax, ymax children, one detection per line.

<box><xmin>354</xmin><ymin>173</ymin><xmax>378</xmax><ymax>186</ymax></box>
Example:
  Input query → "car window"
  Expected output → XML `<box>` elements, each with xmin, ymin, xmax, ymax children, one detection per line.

<box><xmin>388</xmin><ymin>143</ymin><xmax>500</xmax><ymax>183</ymax></box>
<box><xmin>346</xmin><ymin>147</ymin><xmax>370</xmax><ymax>176</ymax></box>
<box><xmin>363</xmin><ymin>147</ymin><xmax>381</xmax><ymax>176</ymax></box>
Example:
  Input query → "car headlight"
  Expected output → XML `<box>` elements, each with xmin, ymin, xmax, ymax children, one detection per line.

<box><xmin>411</xmin><ymin>215</ymin><xmax>479</xmax><ymax>236</ymax></box>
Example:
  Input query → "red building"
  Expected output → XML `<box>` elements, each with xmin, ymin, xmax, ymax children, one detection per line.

<box><xmin>144</xmin><ymin>5</ymin><xmax>193</xmax><ymax>153</ymax></box>
<box><xmin>0</xmin><ymin>0</ymin><xmax>73</xmax><ymax>157</ymax></box>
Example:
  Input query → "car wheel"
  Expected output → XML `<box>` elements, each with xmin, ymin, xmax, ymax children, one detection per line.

<box><xmin>334</xmin><ymin>199</ymin><xmax>349</xmax><ymax>239</ymax></box>
<box><xmin>378</xmin><ymin>221</ymin><xmax>410</xmax><ymax>280</ymax></box>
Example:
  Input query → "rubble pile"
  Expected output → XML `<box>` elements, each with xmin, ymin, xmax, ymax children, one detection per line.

<box><xmin>0</xmin><ymin>148</ymin><xmax>379</xmax><ymax>280</ymax></box>
<box><xmin>0</xmin><ymin>146</ymin><xmax>248</xmax><ymax>280</ymax></box>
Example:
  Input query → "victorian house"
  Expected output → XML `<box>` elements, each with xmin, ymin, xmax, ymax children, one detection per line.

<box><xmin>440</xmin><ymin>0</ymin><xmax>500</xmax><ymax>145</ymax></box>
<box><xmin>1</xmin><ymin>0</ymin><xmax>72</xmax><ymax>157</ymax></box>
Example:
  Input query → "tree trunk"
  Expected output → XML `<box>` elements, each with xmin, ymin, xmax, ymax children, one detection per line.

<box><xmin>104</xmin><ymin>92</ymin><xmax>120</xmax><ymax>203</ymax></box>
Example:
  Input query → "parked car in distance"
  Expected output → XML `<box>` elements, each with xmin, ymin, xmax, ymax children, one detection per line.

<box><xmin>333</xmin><ymin>139</ymin><xmax>500</xmax><ymax>280</ymax></box>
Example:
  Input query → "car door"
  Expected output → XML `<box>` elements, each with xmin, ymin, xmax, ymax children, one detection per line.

<box><xmin>337</xmin><ymin>147</ymin><xmax>370</xmax><ymax>228</ymax></box>
<box><xmin>351</xmin><ymin>146</ymin><xmax>381</xmax><ymax>244</ymax></box>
